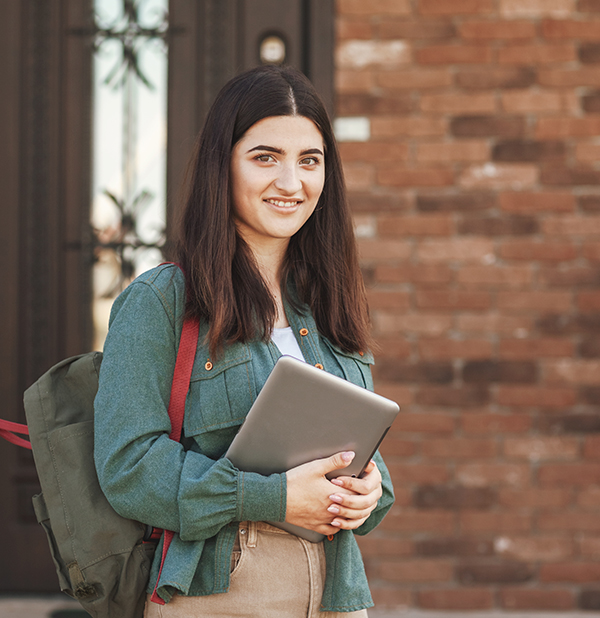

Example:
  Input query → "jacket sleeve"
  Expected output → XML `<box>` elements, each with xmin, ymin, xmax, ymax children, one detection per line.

<box><xmin>93</xmin><ymin>277</ymin><xmax>287</xmax><ymax>543</ymax></box>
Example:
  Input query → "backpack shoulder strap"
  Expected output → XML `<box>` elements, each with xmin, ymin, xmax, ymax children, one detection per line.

<box><xmin>147</xmin><ymin>261</ymin><xmax>201</xmax><ymax>605</ymax></box>
<box><xmin>0</xmin><ymin>418</ymin><xmax>31</xmax><ymax>450</ymax></box>
<box><xmin>150</xmin><ymin>314</ymin><xmax>200</xmax><ymax>605</ymax></box>
<box><xmin>166</xmin><ymin>316</ymin><xmax>200</xmax><ymax>442</ymax></box>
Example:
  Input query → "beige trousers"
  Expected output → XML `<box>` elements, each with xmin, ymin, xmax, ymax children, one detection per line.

<box><xmin>144</xmin><ymin>521</ymin><xmax>368</xmax><ymax>618</ymax></box>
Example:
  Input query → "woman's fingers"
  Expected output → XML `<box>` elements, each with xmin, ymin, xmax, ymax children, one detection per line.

<box><xmin>316</xmin><ymin>450</ymin><xmax>356</xmax><ymax>476</ymax></box>
<box><xmin>330</xmin><ymin>458</ymin><xmax>382</xmax><ymax>495</ymax></box>
<box><xmin>361</xmin><ymin>459</ymin><xmax>376</xmax><ymax>475</ymax></box>
<box><xmin>285</xmin><ymin>453</ymin><xmax>382</xmax><ymax>532</ymax></box>
<box><xmin>285</xmin><ymin>451</ymin><xmax>358</xmax><ymax>532</ymax></box>
<box><xmin>327</xmin><ymin>485</ymin><xmax>382</xmax><ymax>515</ymax></box>
<box><xmin>324</xmin><ymin>459</ymin><xmax>383</xmax><ymax>529</ymax></box>
<box><xmin>328</xmin><ymin>485</ymin><xmax>382</xmax><ymax>512</ymax></box>
<box><xmin>329</xmin><ymin>509</ymin><xmax>374</xmax><ymax>530</ymax></box>
<box><xmin>328</xmin><ymin>498</ymin><xmax>378</xmax><ymax>521</ymax></box>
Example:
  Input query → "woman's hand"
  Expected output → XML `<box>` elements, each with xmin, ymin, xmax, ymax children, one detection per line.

<box><xmin>285</xmin><ymin>451</ymin><xmax>357</xmax><ymax>536</ymax></box>
<box><xmin>285</xmin><ymin>453</ymin><xmax>382</xmax><ymax>535</ymax></box>
<box><xmin>327</xmin><ymin>459</ymin><xmax>383</xmax><ymax>531</ymax></box>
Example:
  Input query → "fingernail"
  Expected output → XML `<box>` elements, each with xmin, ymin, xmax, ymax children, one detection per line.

<box><xmin>327</xmin><ymin>505</ymin><xmax>340</xmax><ymax>514</ymax></box>
<box><xmin>330</xmin><ymin>520</ymin><xmax>341</xmax><ymax>527</ymax></box>
<box><xmin>329</xmin><ymin>494</ymin><xmax>343</xmax><ymax>503</ymax></box>
<box><xmin>330</xmin><ymin>479</ymin><xmax>343</xmax><ymax>486</ymax></box>
<box><xmin>342</xmin><ymin>451</ymin><xmax>355</xmax><ymax>463</ymax></box>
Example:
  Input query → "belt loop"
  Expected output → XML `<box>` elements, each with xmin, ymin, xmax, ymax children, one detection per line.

<box><xmin>248</xmin><ymin>521</ymin><xmax>258</xmax><ymax>548</ymax></box>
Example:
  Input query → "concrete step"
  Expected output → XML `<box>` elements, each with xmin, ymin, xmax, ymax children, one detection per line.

<box><xmin>0</xmin><ymin>597</ymin><xmax>594</xmax><ymax>618</ymax></box>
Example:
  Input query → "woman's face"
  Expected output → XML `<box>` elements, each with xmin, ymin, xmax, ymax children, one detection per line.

<box><xmin>230</xmin><ymin>115</ymin><xmax>325</xmax><ymax>250</ymax></box>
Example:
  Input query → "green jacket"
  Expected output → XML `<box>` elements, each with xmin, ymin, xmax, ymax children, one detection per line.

<box><xmin>94</xmin><ymin>264</ymin><xmax>394</xmax><ymax>612</ymax></box>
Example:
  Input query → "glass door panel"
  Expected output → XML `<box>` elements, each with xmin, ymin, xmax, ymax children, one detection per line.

<box><xmin>92</xmin><ymin>0</ymin><xmax>169</xmax><ymax>350</ymax></box>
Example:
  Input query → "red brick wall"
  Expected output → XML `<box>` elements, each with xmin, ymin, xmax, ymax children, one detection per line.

<box><xmin>335</xmin><ymin>0</ymin><xmax>600</xmax><ymax>611</ymax></box>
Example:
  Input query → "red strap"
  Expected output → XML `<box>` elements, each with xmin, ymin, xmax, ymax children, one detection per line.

<box><xmin>0</xmin><ymin>419</ymin><xmax>32</xmax><ymax>450</ymax></box>
<box><xmin>150</xmin><ymin>316</ymin><xmax>200</xmax><ymax>605</ymax></box>
<box><xmin>166</xmin><ymin>318</ymin><xmax>200</xmax><ymax>442</ymax></box>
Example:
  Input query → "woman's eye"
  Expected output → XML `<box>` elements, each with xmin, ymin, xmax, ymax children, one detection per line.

<box><xmin>255</xmin><ymin>154</ymin><xmax>275</xmax><ymax>163</ymax></box>
<box><xmin>300</xmin><ymin>156</ymin><xmax>320</xmax><ymax>166</ymax></box>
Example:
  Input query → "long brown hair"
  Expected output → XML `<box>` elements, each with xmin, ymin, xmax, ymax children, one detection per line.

<box><xmin>176</xmin><ymin>65</ymin><xmax>372</xmax><ymax>356</ymax></box>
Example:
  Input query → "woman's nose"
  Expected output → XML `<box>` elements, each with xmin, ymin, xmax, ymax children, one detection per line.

<box><xmin>274</xmin><ymin>164</ymin><xmax>302</xmax><ymax>194</ymax></box>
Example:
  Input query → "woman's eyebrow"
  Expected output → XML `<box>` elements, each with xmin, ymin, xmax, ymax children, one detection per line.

<box><xmin>246</xmin><ymin>145</ymin><xmax>324</xmax><ymax>156</ymax></box>
<box><xmin>247</xmin><ymin>145</ymin><xmax>283</xmax><ymax>154</ymax></box>
<box><xmin>300</xmin><ymin>148</ymin><xmax>324</xmax><ymax>156</ymax></box>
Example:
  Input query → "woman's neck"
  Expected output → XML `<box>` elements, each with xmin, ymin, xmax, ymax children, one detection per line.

<box><xmin>246</xmin><ymin>238</ymin><xmax>290</xmax><ymax>328</ymax></box>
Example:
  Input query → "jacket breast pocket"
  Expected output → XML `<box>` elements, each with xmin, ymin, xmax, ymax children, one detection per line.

<box><xmin>323</xmin><ymin>340</ymin><xmax>375</xmax><ymax>391</ymax></box>
<box><xmin>184</xmin><ymin>343</ymin><xmax>256</xmax><ymax>444</ymax></box>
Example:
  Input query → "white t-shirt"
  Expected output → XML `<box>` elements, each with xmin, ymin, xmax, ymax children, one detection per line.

<box><xmin>271</xmin><ymin>326</ymin><xmax>305</xmax><ymax>362</ymax></box>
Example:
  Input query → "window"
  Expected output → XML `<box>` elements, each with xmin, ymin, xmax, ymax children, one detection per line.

<box><xmin>92</xmin><ymin>0</ymin><xmax>169</xmax><ymax>348</ymax></box>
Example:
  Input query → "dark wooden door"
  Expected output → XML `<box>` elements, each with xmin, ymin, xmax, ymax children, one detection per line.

<box><xmin>0</xmin><ymin>0</ymin><xmax>94</xmax><ymax>591</ymax></box>
<box><xmin>0</xmin><ymin>0</ymin><xmax>332</xmax><ymax>593</ymax></box>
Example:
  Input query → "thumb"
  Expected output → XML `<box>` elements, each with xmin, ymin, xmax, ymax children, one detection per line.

<box><xmin>318</xmin><ymin>451</ymin><xmax>355</xmax><ymax>475</ymax></box>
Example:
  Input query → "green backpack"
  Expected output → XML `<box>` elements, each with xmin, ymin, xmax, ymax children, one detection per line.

<box><xmin>0</xmin><ymin>318</ymin><xmax>199</xmax><ymax>618</ymax></box>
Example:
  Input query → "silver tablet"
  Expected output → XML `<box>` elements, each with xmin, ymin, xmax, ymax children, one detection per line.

<box><xmin>225</xmin><ymin>355</ymin><xmax>399</xmax><ymax>542</ymax></box>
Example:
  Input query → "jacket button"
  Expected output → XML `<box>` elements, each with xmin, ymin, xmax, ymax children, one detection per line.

<box><xmin>315</xmin><ymin>363</ymin><xmax>324</xmax><ymax>370</ymax></box>
<box><xmin>205</xmin><ymin>360</ymin><xmax>213</xmax><ymax>371</ymax></box>
<box><xmin>359</xmin><ymin>351</ymin><xmax>364</xmax><ymax>356</ymax></box>
<box><xmin>299</xmin><ymin>328</ymin><xmax>308</xmax><ymax>336</ymax></box>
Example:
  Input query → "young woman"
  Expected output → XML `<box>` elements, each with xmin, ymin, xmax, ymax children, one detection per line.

<box><xmin>94</xmin><ymin>65</ymin><xmax>394</xmax><ymax>617</ymax></box>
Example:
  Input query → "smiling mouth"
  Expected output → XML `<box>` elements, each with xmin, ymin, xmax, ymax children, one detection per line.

<box><xmin>264</xmin><ymin>198</ymin><xmax>302</xmax><ymax>208</ymax></box>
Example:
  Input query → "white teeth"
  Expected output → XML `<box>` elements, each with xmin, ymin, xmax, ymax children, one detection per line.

<box><xmin>267</xmin><ymin>199</ymin><xmax>298</xmax><ymax>207</ymax></box>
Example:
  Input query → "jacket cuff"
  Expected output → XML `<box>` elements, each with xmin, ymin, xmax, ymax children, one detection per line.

<box><xmin>236</xmin><ymin>470</ymin><xmax>287</xmax><ymax>523</ymax></box>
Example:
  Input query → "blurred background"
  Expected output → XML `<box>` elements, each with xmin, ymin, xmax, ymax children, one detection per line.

<box><xmin>2</xmin><ymin>0</ymin><xmax>600</xmax><ymax>614</ymax></box>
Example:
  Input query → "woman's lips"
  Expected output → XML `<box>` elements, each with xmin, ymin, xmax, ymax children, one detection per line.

<box><xmin>264</xmin><ymin>198</ymin><xmax>302</xmax><ymax>208</ymax></box>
